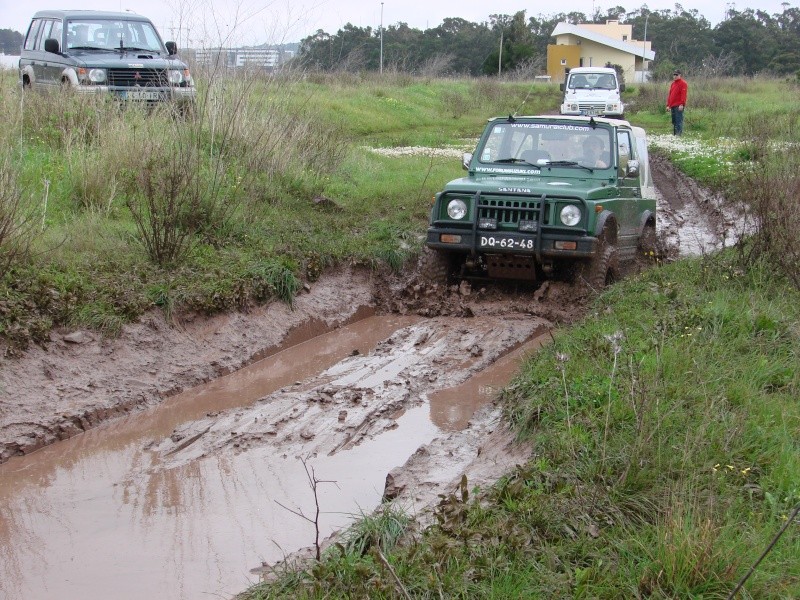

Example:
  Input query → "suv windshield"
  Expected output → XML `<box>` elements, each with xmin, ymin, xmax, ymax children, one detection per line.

<box><xmin>478</xmin><ymin>122</ymin><xmax>612</xmax><ymax>170</ymax></box>
<box><xmin>66</xmin><ymin>19</ymin><xmax>163</xmax><ymax>52</ymax></box>
<box><xmin>568</xmin><ymin>72</ymin><xmax>617</xmax><ymax>90</ymax></box>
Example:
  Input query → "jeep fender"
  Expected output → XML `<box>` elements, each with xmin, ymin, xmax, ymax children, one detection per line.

<box><xmin>60</xmin><ymin>68</ymin><xmax>80</xmax><ymax>87</ymax></box>
<box><xmin>595</xmin><ymin>210</ymin><xmax>618</xmax><ymax>245</ymax></box>
<box><xmin>20</xmin><ymin>64</ymin><xmax>35</xmax><ymax>87</ymax></box>
<box><xmin>638</xmin><ymin>210</ymin><xmax>656</xmax><ymax>236</ymax></box>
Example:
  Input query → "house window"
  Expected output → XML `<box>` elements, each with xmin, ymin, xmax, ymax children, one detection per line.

<box><xmin>623</xmin><ymin>35</ymin><xmax>628</xmax><ymax>41</ymax></box>
<box><xmin>560</xmin><ymin>59</ymin><xmax>566</xmax><ymax>65</ymax></box>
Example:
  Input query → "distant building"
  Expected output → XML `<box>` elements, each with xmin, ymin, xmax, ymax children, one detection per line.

<box><xmin>194</xmin><ymin>45</ymin><xmax>294</xmax><ymax>72</ymax></box>
<box><xmin>547</xmin><ymin>20</ymin><xmax>655</xmax><ymax>84</ymax></box>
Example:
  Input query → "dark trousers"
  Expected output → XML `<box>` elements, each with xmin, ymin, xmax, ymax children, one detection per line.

<box><xmin>671</xmin><ymin>106</ymin><xmax>684</xmax><ymax>135</ymax></box>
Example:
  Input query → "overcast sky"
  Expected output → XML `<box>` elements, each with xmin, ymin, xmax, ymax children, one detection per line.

<box><xmin>0</xmin><ymin>0</ymin><xmax>794</xmax><ymax>48</ymax></box>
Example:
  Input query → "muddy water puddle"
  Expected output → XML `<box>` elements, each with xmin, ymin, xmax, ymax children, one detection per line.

<box><xmin>0</xmin><ymin>313</ymin><xmax>549</xmax><ymax>600</ymax></box>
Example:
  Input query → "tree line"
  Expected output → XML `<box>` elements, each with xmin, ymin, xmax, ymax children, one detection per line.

<box><xmin>295</xmin><ymin>6</ymin><xmax>800</xmax><ymax>79</ymax></box>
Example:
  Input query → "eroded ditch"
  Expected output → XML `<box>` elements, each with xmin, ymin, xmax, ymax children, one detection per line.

<box><xmin>0</xmin><ymin>155</ymin><xmax>751</xmax><ymax>600</ymax></box>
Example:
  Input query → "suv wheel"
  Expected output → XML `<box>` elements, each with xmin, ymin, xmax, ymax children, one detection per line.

<box><xmin>418</xmin><ymin>246</ymin><xmax>452</xmax><ymax>287</ymax></box>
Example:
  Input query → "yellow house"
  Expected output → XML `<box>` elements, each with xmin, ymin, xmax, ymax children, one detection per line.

<box><xmin>547</xmin><ymin>20</ymin><xmax>655</xmax><ymax>84</ymax></box>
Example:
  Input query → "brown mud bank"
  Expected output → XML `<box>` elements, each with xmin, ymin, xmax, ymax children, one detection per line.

<box><xmin>0</xmin><ymin>269</ymin><xmax>376</xmax><ymax>463</ymax></box>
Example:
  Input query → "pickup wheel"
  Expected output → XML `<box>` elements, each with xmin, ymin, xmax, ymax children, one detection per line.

<box><xmin>418</xmin><ymin>246</ymin><xmax>452</xmax><ymax>287</ymax></box>
<box><xmin>576</xmin><ymin>242</ymin><xmax>618</xmax><ymax>290</ymax></box>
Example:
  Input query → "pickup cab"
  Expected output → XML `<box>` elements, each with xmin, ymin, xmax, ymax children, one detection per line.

<box><xmin>423</xmin><ymin>115</ymin><xmax>656</xmax><ymax>288</ymax></box>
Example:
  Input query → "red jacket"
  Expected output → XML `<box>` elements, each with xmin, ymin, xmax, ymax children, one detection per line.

<box><xmin>667</xmin><ymin>77</ymin><xmax>688</xmax><ymax>108</ymax></box>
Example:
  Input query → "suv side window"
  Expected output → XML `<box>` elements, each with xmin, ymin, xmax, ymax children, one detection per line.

<box><xmin>617</xmin><ymin>130</ymin><xmax>632</xmax><ymax>175</ymax></box>
<box><xmin>37</xmin><ymin>19</ymin><xmax>55</xmax><ymax>51</ymax></box>
<box><xmin>24</xmin><ymin>18</ymin><xmax>43</xmax><ymax>51</ymax></box>
<box><xmin>49</xmin><ymin>20</ymin><xmax>63</xmax><ymax>49</ymax></box>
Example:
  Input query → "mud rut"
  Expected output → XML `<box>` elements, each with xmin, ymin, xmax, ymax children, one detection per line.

<box><xmin>0</xmin><ymin>155</ymin><xmax>747</xmax><ymax>599</ymax></box>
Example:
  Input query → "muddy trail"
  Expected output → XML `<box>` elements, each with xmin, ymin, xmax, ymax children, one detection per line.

<box><xmin>0</xmin><ymin>156</ymin><xmax>748</xmax><ymax>600</ymax></box>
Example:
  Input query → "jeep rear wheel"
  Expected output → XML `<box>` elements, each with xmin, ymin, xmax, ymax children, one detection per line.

<box><xmin>418</xmin><ymin>246</ymin><xmax>452</xmax><ymax>287</ymax></box>
<box><xmin>638</xmin><ymin>223</ymin><xmax>657</xmax><ymax>260</ymax></box>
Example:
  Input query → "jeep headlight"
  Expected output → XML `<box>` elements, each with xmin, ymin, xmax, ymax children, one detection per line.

<box><xmin>447</xmin><ymin>199</ymin><xmax>468</xmax><ymax>220</ymax></box>
<box><xmin>168</xmin><ymin>68</ymin><xmax>193</xmax><ymax>86</ymax></box>
<box><xmin>567</xmin><ymin>103</ymin><xmax>579</xmax><ymax>111</ymax></box>
<box><xmin>559</xmin><ymin>205</ymin><xmax>582</xmax><ymax>226</ymax></box>
<box><xmin>606</xmin><ymin>102</ymin><xmax>620</xmax><ymax>112</ymax></box>
<box><xmin>78</xmin><ymin>68</ymin><xmax>106</xmax><ymax>83</ymax></box>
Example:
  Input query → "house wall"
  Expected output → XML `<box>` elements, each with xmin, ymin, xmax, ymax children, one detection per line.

<box><xmin>579</xmin><ymin>20</ymin><xmax>632</xmax><ymax>42</ymax></box>
<box><xmin>546</xmin><ymin>44</ymin><xmax>581</xmax><ymax>84</ymax></box>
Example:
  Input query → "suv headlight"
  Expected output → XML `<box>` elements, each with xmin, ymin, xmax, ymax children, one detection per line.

<box><xmin>447</xmin><ymin>199</ymin><xmax>468</xmax><ymax>220</ymax></box>
<box><xmin>168</xmin><ymin>68</ymin><xmax>193</xmax><ymax>86</ymax></box>
<box><xmin>559</xmin><ymin>205</ymin><xmax>582</xmax><ymax>226</ymax></box>
<box><xmin>567</xmin><ymin>103</ymin><xmax>579</xmax><ymax>111</ymax></box>
<box><xmin>78</xmin><ymin>68</ymin><xmax>106</xmax><ymax>84</ymax></box>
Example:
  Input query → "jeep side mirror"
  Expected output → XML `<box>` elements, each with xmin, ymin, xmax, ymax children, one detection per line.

<box><xmin>627</xmin><ymin>159</ymin><xmax>640</xmax><ymax>177</ymax></box>
<box><xmin>462</xmin><ymin>152</ymin><xmax>473</xmax><ymax>171</ymax></box>
<box><xmin>44</xmin><ymin>38</ymin><xmax>60</xmax><ymax>54</ymax></box>
<box><xmin>619</xmin><ymin>83</ymin><xmax>626</xmax><ymax>92</ymax></box>
<box><xmin>559</xmin><ymin>83</ymin><xmax>565</xmax><ymax>92</ymax></box>
<box><xmin>165</xmin><ymin>41</ymin><xmax>177</xmax><ymax>55</ymax></box>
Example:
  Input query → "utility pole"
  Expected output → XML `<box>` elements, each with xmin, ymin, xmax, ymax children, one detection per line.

<box><xmin>498</xmin><ymin>30</ymin><xmax>503</xmax><ymax>76</ymax></box>
<box><xmin>642</xmin><ymin>12</ymin><xmax>649</xmax><ymax>82</ymax></box>
<box><xmin>380</xmin><ymin>2</ymin><xmax>384</xmax><ymax>75</ymax></box>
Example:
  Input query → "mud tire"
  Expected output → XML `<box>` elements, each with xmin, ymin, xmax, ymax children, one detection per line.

<box><xmin>638</xmin><ymin>224</ymin><xmax>657</xmax><ymax>260</ymax></box>
<box><xmin>418</xmin><ymin>246</ymin><xmax>452</xmax><ymax>287</ymax></box>
<box><xmin>576</xmin><ymin>243</ymin><xmax>619</xmax><ymax>291</ymax></box>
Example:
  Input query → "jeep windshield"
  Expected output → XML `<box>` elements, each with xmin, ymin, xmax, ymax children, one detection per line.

<box><xmin>477</xmin><ymin>121</ymin><xmax>612</xmax><ymax>170</ymax></box>
<box><xmin>66</xmin><ymin>19</ymin><xmax>164</xmax><ymax>53</ymax></box>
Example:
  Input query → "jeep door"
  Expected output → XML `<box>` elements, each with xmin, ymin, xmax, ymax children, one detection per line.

<box><xmin>20</xmin><ymin>18</ymin><xmax>45</xmax><ymax>87</ymax></box>
<box><xmin>38</xmin><ymin>19</ymin><xmax>65</xmax><ymax>89</ymax></box>
<box><xmin>615</xmin><ymin>129</ymin><xmax>642</xmax><ymax>247</ymax></box>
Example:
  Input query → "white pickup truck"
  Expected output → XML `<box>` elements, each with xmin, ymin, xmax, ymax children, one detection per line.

<box><xmin>559</xmin><ymin>67</ymin><xmax>625</xmax><ymax>118</ymax></box>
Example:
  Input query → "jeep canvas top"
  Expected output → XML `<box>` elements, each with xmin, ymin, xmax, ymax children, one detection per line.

<box><xmin>559</xmin><ymin>67</ymin><xmax>625</xmax><ymax>118</ymax></box>
<box><xmin>423</xmin><ymin>114</ymin><xmax>655</xmax><ymax>288</ymax></box>
<box><xmin>19</xmin><ymin>10</ymin><xmax>195</xmax><ymax>107</ymax></box>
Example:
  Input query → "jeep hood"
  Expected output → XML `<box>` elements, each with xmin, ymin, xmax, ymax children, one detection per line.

<box><xmin>443</xmin><ymin>173</ymin><xmax>610</xmax><ymax>197</ymax></box>
<box><xmin>67</xmin><ymin>51</ymin><xmax>179</xmax><ymax>68</ymax></box>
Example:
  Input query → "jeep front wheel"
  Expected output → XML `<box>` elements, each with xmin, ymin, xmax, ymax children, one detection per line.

<box><xmin>418</xmin><ymin>246</ymin><xmax>452</xmax><ymax>287</ymax></box>
<box><xmin>577</xmin><ymin>243</ymin><xmax>619</xmax><ymax>290</ymax></box>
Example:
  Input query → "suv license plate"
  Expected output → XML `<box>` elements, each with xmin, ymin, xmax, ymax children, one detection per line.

<box><xmin>124</xmin><ymin>90</ymin><xmax>161</xmax><ymax>101</ymax></box>
<box><xmin>479</xmin><ymin>235</ymin><xmax>536</xmax><ymax>250</ymax></box>
<box><xmin>584</xmin><ymin>108</ymin><xmax>601</xmax><ymax>116</ymax></box>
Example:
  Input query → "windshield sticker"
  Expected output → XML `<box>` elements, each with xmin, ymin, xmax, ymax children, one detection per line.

<box><xmin>506</xmin><ymin>123</ymin><xmax>593</xmax><ymax>131</ymax></box>
<box><xmin>475</xmin><ymin>167</ymin><xmax>541</xmax><ymax>174</ymax></box>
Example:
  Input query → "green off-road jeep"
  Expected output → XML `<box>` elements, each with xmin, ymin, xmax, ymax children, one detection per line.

<box><xmin>423</xmin><ymin>115</ymin><xmax>656</xmax><ymax>288</ymax></box>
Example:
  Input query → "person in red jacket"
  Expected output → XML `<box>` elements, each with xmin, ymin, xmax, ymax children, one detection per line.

<box><xmin>666</xmin><ymin>70</ymin><xmax>688</xmax><ymax>135</ymax></box>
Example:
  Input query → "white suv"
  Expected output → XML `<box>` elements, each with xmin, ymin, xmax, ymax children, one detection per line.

<box><xmin>559</xmin><ymin>67</ymin><xmax>624</xmax><ymax>118</ymax></box>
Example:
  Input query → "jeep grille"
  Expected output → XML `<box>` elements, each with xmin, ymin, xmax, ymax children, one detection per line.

<box><xmin>107</xmin><ymin>68</ymin><xmax>168</xmax><ymax>87</ymax></box>
<box><xmin>478</xmin><ymin>197</ymin><xmax>548</xmax><ymax>227</ymax></box>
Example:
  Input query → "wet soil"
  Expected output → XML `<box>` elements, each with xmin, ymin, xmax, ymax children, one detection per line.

<box><xmin>0</xmin><ymin>156</ymin><xmax>746</xmax><ymax>599</ymax></box>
